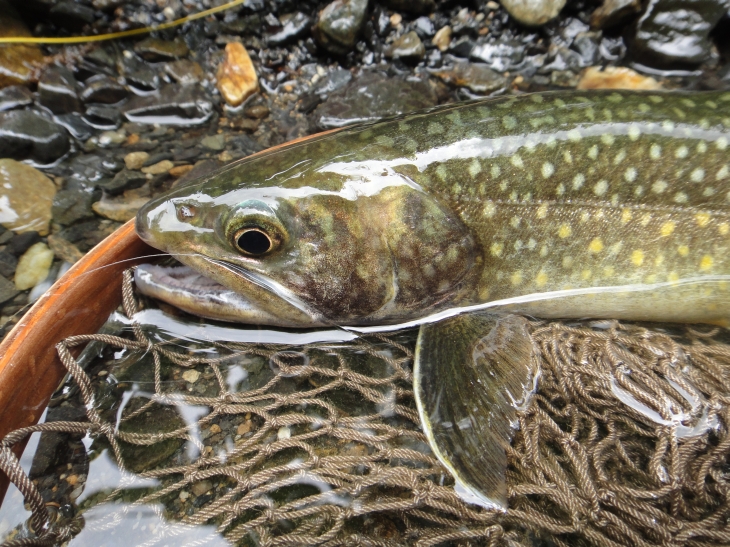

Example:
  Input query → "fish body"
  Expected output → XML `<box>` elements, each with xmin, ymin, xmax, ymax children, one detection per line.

<box><xmin>137</xmin><ymin>90</ymin><xmax>730</xmax><ymax>327</ymax></box>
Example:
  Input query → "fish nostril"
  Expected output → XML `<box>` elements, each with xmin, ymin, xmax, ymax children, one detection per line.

<box><xmin>176</xmin><ymin>204</ymin><xmax>198</xmax><ymax>222</ymax></box>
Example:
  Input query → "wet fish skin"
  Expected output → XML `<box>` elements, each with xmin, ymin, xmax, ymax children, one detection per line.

<box><xmin>136</xmin><ymin>90</ymin><xmax>730</xmax><ymax>326</ymax></box>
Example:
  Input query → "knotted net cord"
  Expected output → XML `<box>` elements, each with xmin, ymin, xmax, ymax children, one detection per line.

<box><xmin>0</xmin><ymin>268</ymin><xmax>728</xmax><ymax>546</ymax></box>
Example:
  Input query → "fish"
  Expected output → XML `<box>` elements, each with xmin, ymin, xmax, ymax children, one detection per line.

<box><xmin>135</xmin><ymin>90</ymin><xmax>730</xmax><ymax>510</ymax></box>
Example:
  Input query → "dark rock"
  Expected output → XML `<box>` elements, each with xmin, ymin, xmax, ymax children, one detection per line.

<box><xmin>80</xmin><ymin>75</ymin><xmax>129</xmax><ymax>104</ymax></box>
<box><xmin>470</xmin><ymin>40</ymin><xmax>526</xmax><ymax>71</ymax></box>
<box><xmin>98</xmin><ymin>169</ymin><xmax>148</xmax><ymax>195</ymax></box>
<box><xmin>7</xmin><ymin>231</ymin><xmax>40</xmax><ymax>256</ymax></box>
<box><xmin>0</xmin><ymin>252</ymin><xmax>17</xmax><ymax>278</ymax></box>
<box><xmin>29</xmin><ymin>405</ymin><xmax>88</xmax><ymax>479</ymax></box>
<box><xmin>312</xmin><ymin>71</ymin><xmax>437</xmax><ymax>130</ymax></box>
<box><xmin>133</xmin><ymin>37</ymin><xmax>190</xmax><ymax>61</ymax></box>
<box><xmin>313</xmin><ymin>0</ymin><xmax>369</xmax><ymax>55</ymax></box>
<box><xmin>0</xmin><ymin>0</ymin><xmax>44</xmax><ymax>87</ymax></box>
<box><xmin>385</xmin><ymin>31</ymin><xmax>426</xmax><ymax>62</ymax></box>
<box><xmin>220</xmin><ymin>13</ymin><xmax>262</xmax><ymax>35</ymax></box>
<box><xmin>49</xmin><ymin>0</ymin><xmax>96</xmax><ymax>31</ymax></box>
<box><xmin>0</xmin><ymin>85</ymin><xmax>33</xmax><ymax>112</ymax></box>
<box><xmin>630</xmin><ymin>0</ymin><xmax>730</xmax><ymax>68</ymax></box>
<box><xmin>122</xmin><ymin>85</ymin><xmax>213</xmax><ymax>125</ymax></box>
<box><xmin>84</xmin><ymin>47</ymin><xmax>117</xmax><ymax>69</ymax></box>
<box><xmin>38</xmin><ymin>65</ymin><xmax>81</xmax><ymax>115</ymax></box>
<box><xmin>226</xmin><ymin>134</ymin><xmax>263</xmax><ymax>156</ymax></box>
<box><xmin>449</xmin><ymin>36</ymin><xmax>477</xmax><ymax>58</ymax></box>
<box><xmin>244</xmin><ymin>104</ymin><xmax>270</xmax><ymax>119</ymax></box>
<box><xmin>0</xmin><ymin>110</ymin><xmax>70</xmax><ymax>165</ymax></box>
<box><xmin>434</xmin><ymin>61</ymin><xmax>507</xmax><ymax>93</ymax></box>
<box><xmin>0</xmin><ymin>275</ymin><xmax>18</xmax><ymax>304</ymax></box>
<box><xmin>590</xmin><ymin>0</ymin><xmax>642</xmax><ymax>29</ymax></box>
<box><xmin>54</xmin><ymin>113</ymin><xmax>94</xmax><ymax>141</ymax></box>
<box><xmin>68</xmin><ymin>154</ymin><xmax>122</xmax><ymax>183</ymax></box>
<box><xmin>380</xmin><ymin>0</ymin><xmax>435</xmax><ymax>15</ymax></box>
<box><xmin>119</xmin><ymin>54</ymin><xmax>159</xmax><ymax>92</ymax></box>
<box><xmin>84</xmin><ymin>104</ymin><xmax>122</xmax><ymax>129</ymax></box>
<box><xmin>56</xmin><ymin>220</ymin><xmax>104</xmax><ymax>252</ymax></box>
<box><xmin>313</xmin><ymin>68</ymin><xmax>353</xmax><ymax>96</ymax></box>
<box><xmin>142</xmin><ymin>152</ymin><xmax>173</xmax><ymax>166</ymax></box>
<box><xmin>164</xmin><ymin>60</ymin><xmax>205</xmax><ymax>85</ymax></box>
<box><xmin>52</xmin><ymin>181</ymin><xmax>101</xmax><ymax>225</ymax></box>
<box><xmin>0</xmin><ymin>227</ymin><xmax>12</xmax><ymax>245</ymax></box>
<box><xmin>173</xmin><ymin>147</ymin><xmax>202</xmax><ymax>162</ymax></box>
<box><xmin>268</xmin><ymin>12</ymin><xmax>312</xmax><ymax>45</ymax></box>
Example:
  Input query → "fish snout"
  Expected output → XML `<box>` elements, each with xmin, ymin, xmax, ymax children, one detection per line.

<box><xmin>135</xmin><ymin>202</ymin><xmax>154</xmax><ymax>244</ymax></box>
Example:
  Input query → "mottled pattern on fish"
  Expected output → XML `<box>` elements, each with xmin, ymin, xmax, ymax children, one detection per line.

<box><xmin>137</xmin><ymin>90</ymin><xmax>730</xmax><ymax>326</ymax></box>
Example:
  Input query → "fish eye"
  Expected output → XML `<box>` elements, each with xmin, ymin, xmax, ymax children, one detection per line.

<box><xmin>233</xmin><ymin>227</ymin><xmax>273</xmax><ymax>256</ymax></box>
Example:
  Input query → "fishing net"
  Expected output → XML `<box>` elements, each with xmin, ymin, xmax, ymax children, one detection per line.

<box><xmin>1</xmin><ymin>267</ymin><xmax>729</xmax><ymax>546</ymax></box>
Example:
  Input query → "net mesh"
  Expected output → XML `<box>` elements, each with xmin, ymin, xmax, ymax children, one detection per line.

<box><xmin>1</xmin><ymin>268</ymin><xmax>729</xmax><ymax>546</ymax></box>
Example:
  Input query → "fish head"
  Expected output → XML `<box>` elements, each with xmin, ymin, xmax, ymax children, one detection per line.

<box><xmin>135</xmin><ymin>152</ymin><xmax>476</xmax><ymax>327</ymax></box>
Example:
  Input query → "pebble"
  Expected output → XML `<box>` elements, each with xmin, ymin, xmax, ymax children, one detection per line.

<box><xmin>98</xmin><ymin>169</ymin><xmax>148</xmax><ymax>195</ymax></box>
<box><xmin>501</xmin><ymin>0</ymin><xmax>567</xmax><ymax>26</ymax></box>
<box><xmin>268</xmin><ymin>12</ymin><xmax>312</xmax><ymax>45</ymax></box>
<box><xmin>0</xmin><ymin>274</ymin><xmax>18</xmax><ymax>304</ymax></box>
<box><xmin>124</xmin><ymin>151</ymin><xmax>150</xmax><ymax>170</ymax></box>
<box><xmin>0</xmin><ymin>159</ymin><xmax>56</xmax><ymax>235</ymax></box>
<box><xmin>52</xmin><ymin>185</ymin><xmax>100</xmax><ymax>225</ymax></box>
<box><xmin>179</xmin><ymin>491</ymin><xmax>190</xmax><ymax>501</ymax></box>
<box><xmin>15</xmin><ymin>242</ymin><xmax>54</xmax><ymax>291</ymax></box>
<box><xmin>91</xmin><ymin>194</ymin><xmax>150</xmax><ymax>222</ymax></box>
<box><xmin>590</xmin><ymin>0</ymin><xmax>642</xmax><ymax>29</ymax></box>
<box><xmin>277</xmin><ymin>426</ymin><xmax>291</xmax><ymax>440</ymax></box>
<box><xmin>47</xmin><ymin>234</ymin><xmax>84</xmax><ymax>264</ymax></box>
<box><xmin>0</xmin><ymin>0</ymin><xmax>44</xmax><ymax>87</ymax></box>
<box><xmin>432</xmin><ymin>26</ymin><xmax>452</xmax><ymax>52</ymax></box>
<box><xmin>385</xmin><ymin>31</ymin><xmax>426</xmax><ymax>62</ymax></box>
<box><xmin>577</xmin><ymin>66</ymin><xmax>662</xmax><ymax>90</ymax></box>
<box><xmin>84</xmin><ymin>104</ymin><xmax>122</xmax><ymax>129</ymax></box>
<box><xmin>141</xmin><ymin>160</ymin><xmax>173</xmax><ymax>175</ymax></box>
<box><xmin>0</xmin><ymin>252</ymin><xmax>17</xmax><ymax>278</ymax></box>
<box><xmin>237</xmin><ymin>421</ymin><xmax>252</xmax><ymax>435</ymax></box>
<box><xmin>201</xmin><ymin>134</ymin><xmax>226</xmax><ymax>151</ymax></box>
<box><xmin>38</xmin><ymin>65</ymin><xmax>81</xmax><ymax>115</ymax></box>
<box><xmin>191</xmin><ymin>480</ymin><xmax>212</xmax><ymax>497</ymax></box>
<box><xmin>0</xmin><ymin>110</ymin><xmax>70</xmax><ymax>165</ymax></box>
<box><xmin>123</xmin><ymin>84</ymin><xmax>213</xmax><ymax>124</ymax></box>
<box><xmin>169</xmin><ymin>165</ymin><xmax>195</xmax><ymax>178</ymax></box>
<box><xmin>216</xmin><ymin>43</ymin><xmax>260</xmax><ymax>107</ymax></box>
<box><xmin>209</xmin><ymin>424</ymin><xmax>221</xmax><ymax>434</ymax></box>
<box><xmin>97</xmin><ymin>130</ymin><xmax>127</xmax><ymax>147</ymax></box>
<box><xmin>6</xmin><ymin>231</ymin><xmax>40</xmax><ymax>256</ymax></box>
<box><xmin>164</xmin><ymin>60</ymin><xmax>205</xmax><ymax>85</ymax></box>
<box><xmin>0</xmin><ymin>85</ymin><xmax>33</xmax><ymax>112</ymax></box>
<box><xmin>133</xmin><ymin>37</ymin><xmax>189</xmax><ymax>61</ymax></box>
<box><xmin>434</xmin><ymin>61</ymin><xmax>507</xmax><ymax>93</ymax></box>
<box><xmin>182</xmin><ymin>370</ymin><xmax>200</xmax><ymax>383</ymax></box>
<box><xmin>313</xmin><ymin>0</ymin><xmax>369</xmax><ymax>55</ymax></box>
<box><xmin>80</xmin><ymin>75</ymin><xmax>129</xmax><ymax>104</ymax></box>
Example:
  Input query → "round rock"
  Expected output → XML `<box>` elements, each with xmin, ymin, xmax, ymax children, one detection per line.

<box><xmin>500</xmin><ymin>0</ymin><xmax>567</xmax><ymax>26</ymax></box>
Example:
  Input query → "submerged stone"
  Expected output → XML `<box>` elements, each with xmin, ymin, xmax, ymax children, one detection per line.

<box><xmin>0</xmin><ymin>85</ymin><xmax>33</xmax><ymax>112</ymax></box>
<box><xmin>80</xmin><ymin>75</ymin><xmax>129</xmax><ymax>104</ymax></box>
<box><xmin>0</xmin><ymin>0</ymin><xmax>43</xmax><ymax>88</ymax></box>
<box><xmin>38</xmin><ymin>65</ymin><xmax>81</xmax><ymax>114</ymax></box>
<box><xmin>0</xmin><ymin>159</ymin><xmax>56</xmax><ymax>235</ymax></box>
<box><xmin>92</xmin><ymin>193</ymin><xmax>150</xmax><ymax>221</ymax></box>
<box><xmin>0</xmin><ymin>110</ymin><xmax>70</xmax><ymax>164</ymax></box>
<box><xmin>384</xmin><ymin>31</ymin><xmax>426</xmax><ymax>62</ymax></box>
<box><xmin>15</xmin><ymin>242</ymin><xmax>54</xmax><ymax>291</ymax></box>
<box><xmin>216</xmin><ymin>43</ymin><xmax>259</xmax><ymax>107</ymax></box>
<box><xmin>268</xmin><ymin>12</ymin><xmax>312</xmax><ymax>45</ymax></box>
<box><xmin>123</xmin><ymin>84</ymin><xmax>213</xmax><ymax>124</ymax></box>
<box><xmin>577</xmin><ymin>66</ymin><xmax>662</xmax><ymax>90</ymax></box>
<box><xmin>134</xmin><ymin>37</ymin><xmax>189</xmax><ymax>61</ymax></box>
<box><xmin>434</xmin><ymin>61</ymin><xmax>507</xmax><ymax>93</ymax></box>
<box><xmin>164</xmin><ymin>59</ymin><xmax>205</xmax><ymax>85</ymax></box>
<box><xmin>313</xmin><ymin>0</ymin><xmax>369</xmax><ymax>55</ymax></box>
<box><xmin>501</xmin><ymin>0</ymin><xmax>567</xmax><ymax>25</ymax></box>
<box><xmin>590</xmin><ymin>0</ymin><xmax>642</xmax><ymax>29</ymax></box>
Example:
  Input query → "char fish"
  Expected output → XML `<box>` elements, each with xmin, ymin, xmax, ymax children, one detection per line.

<box><xmin>135</xmin><ymin>90</ymin><xmax>730</xmax><ymax>510</ymax></box>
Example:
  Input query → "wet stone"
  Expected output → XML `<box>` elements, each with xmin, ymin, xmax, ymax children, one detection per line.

<box><xmin>312</xmin><ymin>72</ymin><xmax>437</xmax><ymax>130</ymax></box>
<box><xmin>470</xmin><ymin>41</ymin><xmax>526</xmax><ymax>71</ymax></box>
<box><xmin>434</xmin><ymin>61</ymin><xmax>507</xmax><ymax>93</ymax></box>
<box><xmin>15</xmin><ymin>242</ymin><xmax>53</xmax><ymax>291</ymax></box>
<box><xmin>577</xmin><ymin>66</ymin><xmax>662</xmax><ymax>89</ymax></box>
<box><xmin>244</xmin><ymin>104</ymin><xmax>270</xmax><ymax>119</ymax></box>
<box><xmin>98</xmin><ymin>169</ymin><xmax>147</xmax><ymax>195</ymax></box>
<box><xmin>501</xmin><ymin>0</ymin><xmax>567</xmax><ymax>25</ymax></box>
<box><xmin>49</xmin><ymin>0</ymin><xmax>95</xmax><ymax>31</ymax></box>
<box><xmin>631</xmin><ymin>0</ymin><xmax>729</xmax><ymax>67</ymax></box>
<box><xmin>313</xmin><ymin>0</ymin><xmax>369</xmax><ymax>55</ymax></box>
<box><xmin>201</xmin><ymin>134</ymin><xmax>226</xmax><ymax>150</ymax></box>
<box><xmin>123</xmin><ymin>84</ymin><xmax>213</xmax><ymax>124</ymax></box>
<box><xmin>164</xmin><ymin>60</ymin><xmax>205</xmax><ymax>85</ymax></box>
<box><xmin>84</xmin><ymin>104</ymin><xmax>122</xmax><ymax>129</ymax></box>
<box><xmin>124</xmin><ymin>151</ymin><xmax>149</xmax><ymax>170</ymax></box>
<box><xmin>92</xmin><ymin>193</ymin><xmax>150</xmax><ymax>222</ymax></box>
<box><xmin>120</xmin><ymin>53</ymin><xmax>159</xmax><ymax>92</ymax></box>
<box><xmin>134</xmin><ymin>37</ymin><xmax>189</xmax><ymax>61</ymax></box>
<box><xmin>6</xmin><ymin>231</ymin><xmax>41</xmax><ymax>256</ymax></box>
<box><xmin>385</xmin><ymin>31</ymin><xmax>426</xmax><ymax>62</ymax></box>
<box><xmin>141</xmin><ymin>160</ymin><xmax>173</xmax><ymax>175</ymax></box>
<box><xmin>52</xmin><ymin>179</ymin><xmax>101</xmax><ymax>225</ymax></box>
<box><xmin>47</xmin><ymin>234</ymin><xmax>84</xmax><ymax>264</ymax></box>
<box><xmin>0</xmin><ymin>252</ymin><xmax>17</xmax><ymax>278</ymax></box>
<box><xmin>143</xmin><ymin>152</ymin><xmax>173</xmax><ymax>167</ymax></box>
<box><xmin>0</xmin><ymin>275</ymin><xmax>18</xmax><ymax>304</ymax></box>
<box><xmin>0</xmin><ymin>160</ymin><xmax>55</xmax><ymax>236</ymax></box>
<box><xmin>80</xmin><ymin>75</ymin><xmax>129</xmax><ymax>104</ymax></box>
<box><xmin>54</xmin><ymin>113</ymin><xmax>94</xmax><ymax>141</ymax></box>
<box><xmin>380</xmin><ymin>0</ymin><xmax>436</xmax><ymax>15</ymax></box>
<box><xmin>0</xmin><ymin>0</ymin><xmax>44</xmax><ymax>87</ymax></box>
<box><xmin>216</xmin><ymin>43</ymin><xmax>260</xmax><ymax>107</ymax></box>
<box><xmin>68</xmin><ymin>153</ymin><xmax>122</xmax><ymax>183</ymax></box>
<box><xmin>449</xmin><ymin>36</ymin><xmax>477</xmax><ymax>58</ymax></box>
<box><xmin>413</xmin><ymin>16</ymin><xmax>435</xmax><ymax>38</ymax></box>
<box><xmin>432</xmin><ymin>25</ymin><xmax>452</xmax><ymax>52</ymax></box>
<box><xmin>268</xmin><ymin>12</ymin><xmax>312</xmax><ymax>45</ymax></box>
<box><xmin>0</xmin><ymin>85</ymin><xmax>33</xmax><ymax>112</ymax></box>
<box><xmin>0</xmin><ymin>110</ymin><xmax>70</xmax><ymax>165</ymax></box>
<box><xmin>38</xmin><ymin>65</ymin><xmax>81</xmax><ymax>115</ymax></box>
<box><xmin>590</xmin><ymin>0</ymin><xmax>643</xmax><ymax>29</ymax></box>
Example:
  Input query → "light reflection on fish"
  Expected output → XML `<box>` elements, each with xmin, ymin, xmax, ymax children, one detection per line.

<box><xmin>135</xmin><ymin>90</ymin><xmax>730</xmax><ymax>511</ymax></box>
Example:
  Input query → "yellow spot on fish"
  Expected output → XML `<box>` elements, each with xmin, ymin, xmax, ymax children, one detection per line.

<box><xmin>674</xmin><ymin>191</ymin><xmax>688</xmax><ymax>203</ymax></box>
<box><xmin>608</xmin><ymin>242</ymin><xmax>623</xmax><ymax>255</ymax></box>
<box><xmin>436</xmin><ymin>164</ymin><xmax>448</xmax><ymax>181</ymax></box>
<box><xmin>535</xmin><ymin>271</ymin><xmax>548</xmax><ymax>287</ymax></box>
<box><xmin>567</xmin><ymin>129</ymin><xmax>582</xmax><ymax>142</ymax></box>
<box><xmin>703</xmin><ymin>187</ymin><xmax>716</xmax><ymax>196</ymax></box>
<box><xmin>581</xmin><ymin>211</ymin><xmax>590</xmax><ymax>223</ymax></box>
<box><xmin>562</xmin><ymin>256</ymin><xmax>573</xmax><ymax>268</ymax></box>
<box><xmin>510</xmin><ymin>216</ymin><xmax>521</xmax><ymax>228</ymax></box>
<box><xmin>581</xmin><ymin>269</ymin><xmax>592</xmax><ymax>280</ymax></box>
<box><xmin>491</xmin><ymin>164</ymin><xmax>501</xmax><ymax>178</ymax></box>
<box><xmin>690</xmin><ymin>168</ymin><xmax>705</xmax><ymax>182</ymax></box>
<box><xmin>601</xmin><ymin>134</ymin><xmax>615</xmax><ymax>145</ymax></box>
<box><xmin>594</xmin><ymin>180</ymin><xmax>608</xmax><ymax>196</ymax></box>
<box><xmin>573</xmin><ymin>173</ymin><xmax>585</xmax><ymax>189</ymax></box>
<box><xmin>700</xmin><ymin>255</ymin><xmax>713</xmax><ymax>271</ymax></box>
<box><xmin>652</xmin><ymin>180</ymin><xmax>667</xmax><ymax>193</ymax></box>
<box><xmin>556</xmin><ymin>183</ymin><xmax>565</xmax><ymax>196</ymax></box>
<box><xmin>695</xmin><ymin>212</ymin><xmax>711</xmax><ymax>227</ymax></box>
<box><xmin>631</xmin><ymin>249</ymin><xmax>644</xmax><ymax>266</ymax></box>
<box><xmin>621</xmin><ymin>209</ymin><xmax>632</xmax><ymax>223</ymax></box>
<box><xmin>483</xmin><ymin>200</ymin><xmax>497</xmax><ymax>217</ymax></box>
<box><xmin>502</xmin><ymin>116</ymin><xmax>517</xmax><ymax>130</ymax></box>
<box><xmin>558</xmin><ymin>224</ymin><xmax>572</xmax><ymax>238</ymax></box>
<box><xmin>675</xmin><ymin>146</ymin><xmax>689</xmax><ymax>158</ymax></box>
<box><xmin>717</xmin><ymin>137</ymin><xmax>728</xmax><ymax>151</ymax></box>
<box><xmin>640</xmin><ymin>212</ymin><xmax>652</xmax><ymax>226</ymax></box>
<box><xmin>563</xmin><ymin>150</ymin><xmax>573</xmax><ymax>163</ymax></box>
<box><xmin>645</xmin><ymin>274</ymin><xmax>657</xmax><ymax>283</ymax></box>
<box><xmin>624</xmin><ymin>167</ymin><xmax>637</xmax><ymax>182</ymax></box>
<box><xmin>650</xmin><ymin>143</ymin><xmax>661</xmax><ymax>159</ymax></box>
<box><xmin>527</xmin><ymin>238</ymin><xmax>537</xmax><ymax>250</ymax></box>
<box><xmin>603</xmin><ymin>265</ymin><xmax>615</xmax><ymax>277</ymax></box>
<box><xmin>655</xmin><ymin>254</ymin><xmax>664</xmax><ymax>267</ymax></box>
<box><xmin>542</xmin><ymin>162</ymin><xmax>555</xmax><ymax>178</ymax></box>
<box><xmin>697</xmin><ymin>141</ymin><xmax>707</xmax><ymax>153</ymax></box>
<box><xmin>628</xmin><ymin>124</ymin><xmax>641</xmax><ymax>140</ymax></box>
<box><xmin>635</xmin><ymin>185</ymin><xmax>645</xmax><ymax>196</ymax></box>
<box><xmin>540</xmin><ymin>245</ymin><xmax>548</xmax><ymax>257</ymax></box>
<box><xmin>428</xmin><ymin>122</ymin><xmax>444</xmax><ymax>134</ymax></box>
<box><xmin>660</xmin><ymin>221</ymin><xmax>676</xmax><ymax>236</ymax></box>
<box><xmin>717</xmin><ymin>165</ymin><xmax>729</xmax><ymax>180</ymax></box>
<box><xmin>536</xmin><ymin>203</ymin><xmax>549</xmax><ymax>219</ymax></box>
<box><xmin>589</xmin><ymin>238</ymin><xmax>604</xmax><ymax>253</ymax></box>
<box><xmin>469</xmin><ymin>159</ymin><xmax>482</xmax><ymax>178</ymax></box>
<box><xmin>613</xmin><ymin>149</ymin><xmax>627</xmax><ymax>165</ymax></box>
<box><xmin>588</xmin><ymin>145</ymin><xmax>598</xmax><ymax>159</ymax></box>
<box><xmin>511</xmin><ymin>270</ymin><xmax>523</xmax><ymax>285</ymax></box>
<box><xmin>490</xmin><ymin>242</ymin><xmax>504</xmax><ymax>257</ymax></box>
<box><xmin>677</xmin><ymin>245</ymin><xmax>689</xmax><ymax>257</ymax></box>
<box><xmin>719</xmin><ymin>222</ymin><xmax>730</xmax><ymax>235</ymax></box>
<box><xmin>511</xmin><ymin>155</ymin><xmax>524</xmax><ymax>168</ymax></box>
<box><xmin>668</xmin><ymin>272</ymin><xmax>679</xmax><ymax>283</ymax></box>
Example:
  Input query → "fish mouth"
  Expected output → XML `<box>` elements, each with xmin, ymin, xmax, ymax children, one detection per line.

<box><xmin>134</xmin><ymin>261</ymin><xmax>326</xmax><ymax>327</ymax></box>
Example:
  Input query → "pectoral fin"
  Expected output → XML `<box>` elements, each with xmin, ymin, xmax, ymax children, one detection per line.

<box><xmin>414</xmin><ymin>313</ymin><xmax>539</xmax><ymax>510</ymax></box>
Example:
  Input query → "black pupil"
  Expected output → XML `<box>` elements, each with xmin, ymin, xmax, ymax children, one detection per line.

<box><xmin>238</xmin><ymin>229</ymin><xmax>271</xmax><ymax>255</ymax></box>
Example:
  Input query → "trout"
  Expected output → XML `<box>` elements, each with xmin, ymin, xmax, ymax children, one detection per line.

<box><xmin>135</xmin><ymin>90</ymin><xmax>730</xmax><ymax>510</ymax></box>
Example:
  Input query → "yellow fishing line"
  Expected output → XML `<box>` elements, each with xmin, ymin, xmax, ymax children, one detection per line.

<box><xmin>0</xmin><ymin>0</ymin><xmax>246</xmax><ymax>44</ymax></box>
